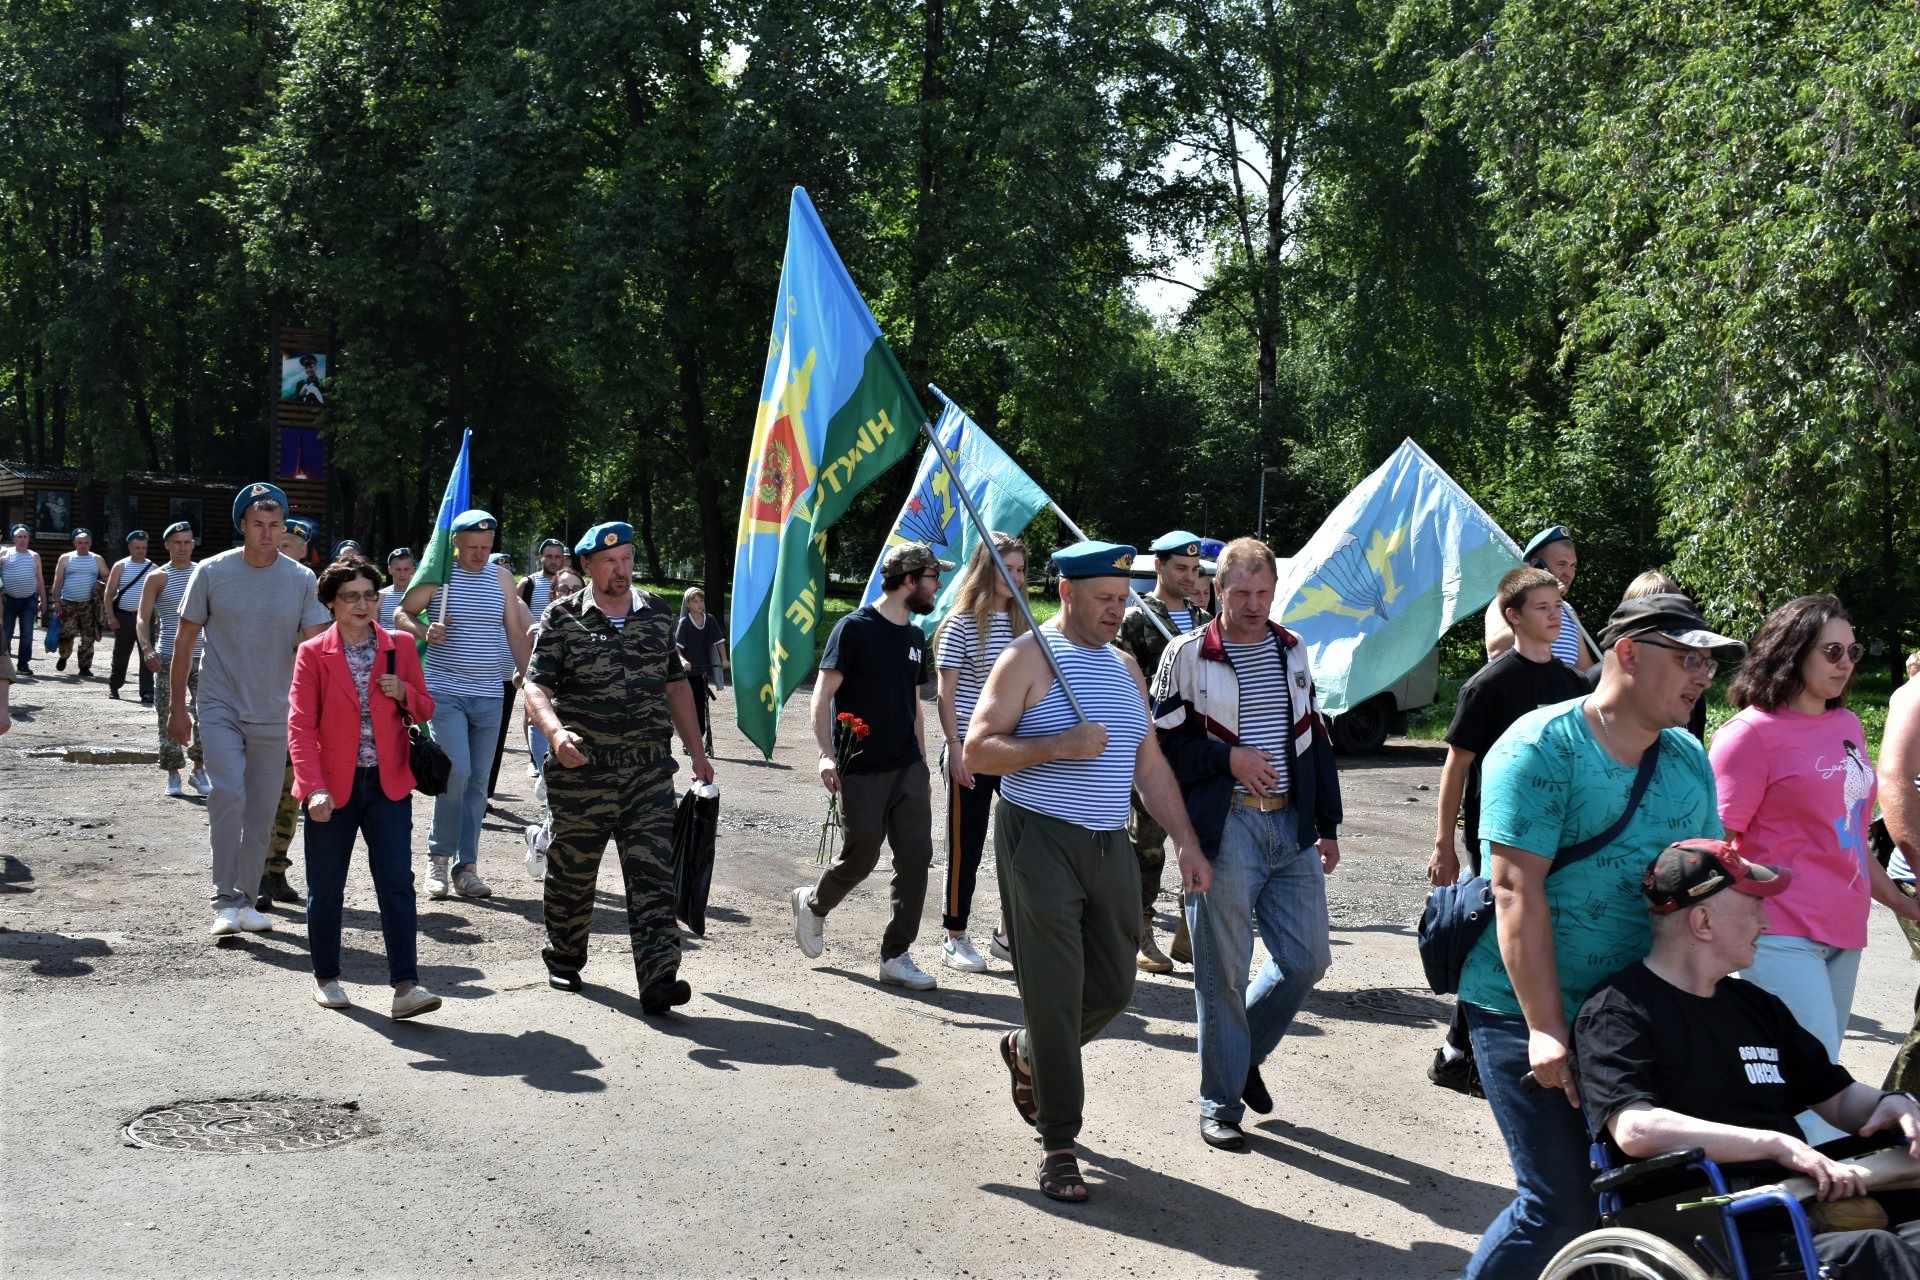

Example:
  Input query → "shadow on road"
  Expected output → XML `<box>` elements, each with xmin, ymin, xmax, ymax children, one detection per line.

<box><xmin>215</xmin><ymin>929</ymin><xmax>493</xmax><ymax>1001</ymax></box>
<box><xmin>0</xmin><ymin>854</ymin><xmax>35</xmax><ymax>894</ymax></box>
<box><xmin>0</xmin><ymin>929</ymin><xmax>111</xmax><ymax>976</ymax></box>
<box><xmin>647</xmin><ymin>989</ymin><xmax>918</xmax><ymax>1089</ymax></box>
<box><xmin>980</xmin><ymin>1143</ymin><xmax>1471</xmax><ymax>1279</ymax></box>
<box><xmin>1252</xmin><ymin>1118</ymin><xmax>1510</xmax><ymax>1233</ymax></box>
<box><xmin>340</xmin><ymin>1006</ymin><xmax>607</xmax><ymax>1092</ymax></box>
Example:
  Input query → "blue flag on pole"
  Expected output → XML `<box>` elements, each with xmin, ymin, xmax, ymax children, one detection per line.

<box><xmin>1273</xmin><ymin>438</ymin><xmax>1521</xmax><ymax>714</ymax></box>
<box><xmin>860</xmin><ymin>398</ymin><xmax>1050</xmax><ymax>637</ymax></box>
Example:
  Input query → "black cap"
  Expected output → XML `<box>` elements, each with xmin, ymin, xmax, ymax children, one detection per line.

<box><xmin>1644</xmin><ymin>838</ymin><xmax>1792</xmax><ymax>914</ymax></box>
<box><xmin>1599</xmin><ymin>593</ymin><xmax>1747</xmax><ymax>661</ymax></box>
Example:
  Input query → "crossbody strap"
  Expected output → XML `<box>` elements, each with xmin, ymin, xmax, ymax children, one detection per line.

<box><xmin>384</xmin><ymin>647</ymin><xmax>417</xmax><ymax>728</ymax></box>
<box><xmin>1548</xmin><ymin>731</ymin><xmax>1663</xmax><ymax>878</ymax></box>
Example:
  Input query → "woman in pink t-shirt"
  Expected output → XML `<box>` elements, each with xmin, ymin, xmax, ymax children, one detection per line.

<box><xmin>1710</xmin><ymin>595</ymin><xmax>1920</xmax><ymax>1139</ymax></box>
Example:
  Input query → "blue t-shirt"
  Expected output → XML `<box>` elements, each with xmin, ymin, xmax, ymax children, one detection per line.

<box><xmin>1459</xmin><ymin>697</ymin><xmax>1723</xmax><ymax>1025</ymax></box>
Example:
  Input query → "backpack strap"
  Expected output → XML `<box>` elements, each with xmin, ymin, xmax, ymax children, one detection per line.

<box><xmin>1549</xmin><ymin>731</ymin><xmax>1663</xmax><ymax>877</ymax></box>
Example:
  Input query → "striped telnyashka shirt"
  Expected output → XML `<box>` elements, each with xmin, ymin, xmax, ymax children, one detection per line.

<box><xmin>999</xmin><ymin>629</ymin><xmax>1149</xmax><ymax>831</ymax></box>
<box><xmin>938</xmin><ymin>610</ymin><xmax>1015</xmax><ymax>743</ymax></box>
<box><xmin>1223</xmin><ymin>633</ymin><xmax>1294</xmax><ymax>795</ymax></box>
<box><xmin>421</xmin><ymin>562</ymin><xmax>510</xmax><ymax>698</ymax></box>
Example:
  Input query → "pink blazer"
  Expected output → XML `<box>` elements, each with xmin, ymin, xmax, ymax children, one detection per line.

<box><xmin>288</xmin><ymin>624</ymin><xmax>435</xmax><ymax>804</ymax></box>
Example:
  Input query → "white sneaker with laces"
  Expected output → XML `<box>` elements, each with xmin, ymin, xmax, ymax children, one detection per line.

<box><xmin>452</xmin><ymin>866</ymin><xmax>492</xmax><ymax>898</ymax></box>
<box><xmin>209</xmin><ymin>908</ymin><xmax>240</xmax><ymax>938</ymax></box>
<box><xmin>941</xmin><ymin>935</ymin><xmax>988</xmax><ymax>972</ymax></box>
<box><xmin>313</xmin><ymin>980</ymin><xmax>349</xmax><ymax>1009</ymax></box>
<box><xmin>877</xmin><ymin>952</ymin><xmax>937</xmax><ymax>991</ymax></box>
<box><xmin>988</xmin><ymin>930</ymin><xmax>1014</xmax><ymax>963</ymax></box>
<box><xmin>234</xmin><ymin>904</ymin><xmax>273</xmax><ymax>933</ymax></box>
<box><xmin>425</xmin><ymin>859</ymin><xmax>451</xmax><ymax>900</ymax></box>
<box><xmin>534</xmin><ymin>772</ymin><xmax>548</xmax><ymax>804</ymax></box>
<box><xmin>189</xmin><ymin>768</ymin><xmax>212</xmax><ymax>796</ymax></box>
<box><xmin>391</xmin><ymin>986</ymin><xmax>442</xmax><ymax>1020</ymax></box>
<box><xmin>165</xmin><ymin>772</ymin><xmax>185</xmax><ymax>798</ymax></box>
<box><xmin>523</xmin><ymin>822</ymin><xmax>549</xmax><ymax>880</ymax></box>
<box><xmin>792</xmin><ymin>886</ymin><xmax>825</xmax><ymax>959</ymax></box>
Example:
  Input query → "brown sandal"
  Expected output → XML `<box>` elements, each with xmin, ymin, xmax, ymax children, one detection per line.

<box><xmin>1037</xmin><ymin>1150</ymin><xmax>1088</xmax><ymax>1203</ymax></box>
<box><xmin>1000</xmin><ymin>1030</ymin><xmax>1038</xmax><ymax>1127</ymax></box>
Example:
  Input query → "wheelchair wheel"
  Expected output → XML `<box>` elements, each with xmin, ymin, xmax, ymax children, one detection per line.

<box><xmin>1539</xmin><ymin>1227</ymin><xmax>1718</xmax><ymax>1280</ymax></box>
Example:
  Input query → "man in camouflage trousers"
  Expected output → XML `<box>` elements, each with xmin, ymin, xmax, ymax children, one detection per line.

<box><xmin>522</xmin><ymin>521</ymin><xmax>714</xmax><ymax>1014</ymax></box>
<box><xmin>1114</xmin><ymin>529</ymin><xmax>1214</xmax><ymax>972</ymax></box>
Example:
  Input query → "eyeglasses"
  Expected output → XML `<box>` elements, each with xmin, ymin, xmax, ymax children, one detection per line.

<box><xmin>1635</xmin><ymin>638</ymin><xmax>1719</xmax><ymax>678</ymax></box>
<box><xmin>333</xmin><ymin>590</ymin><xmax>379</xmax><ymax>605</ymax></box>
<box><xmin>1817</xmin><ymin>642</ymin><xmax>1865</xmax><ymax>666</ymax></box>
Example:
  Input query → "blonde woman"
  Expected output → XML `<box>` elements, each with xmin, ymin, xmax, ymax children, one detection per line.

<box><xmin>934</xmin><ymin>533</ymin><xmax>1029</xmax><ymax>970</ymax></box>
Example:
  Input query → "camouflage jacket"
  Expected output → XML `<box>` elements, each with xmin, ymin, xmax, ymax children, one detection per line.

<box><xmin>1117</xmin><ymin>592</ymin><xmax>1214</xmax><ymax>685</ymax></box>
<box><xmin>528</xmin><ymin>587</ymin><xmax>686</xmax><ymax>760</ymax></box>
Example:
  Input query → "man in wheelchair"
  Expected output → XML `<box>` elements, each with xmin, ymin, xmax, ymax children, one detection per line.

<box><xmin>1572</xmin><ymin>838</ymin><xmax>1920</xmax><ymax>1278</ymax></box>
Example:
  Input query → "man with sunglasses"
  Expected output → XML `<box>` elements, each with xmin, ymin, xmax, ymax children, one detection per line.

<box><xmin>1486</xmin><ymin>525</ymin><xmax>1599</xmax><ymax>673</ymax></box>
<box><xmin>791</xmin><ymin>542</ymin><xmax>950</xmax><ymax>992</ymax></box>
<box><xmin>1457</xmin><ymin>593</ymin><xmax>1746</xmax><ymax>1278</ymax></box>
<box><xmin>1573</xmin><ymin>839</ymin><xmax>1920</xmax><ymax>1280</ymax></box>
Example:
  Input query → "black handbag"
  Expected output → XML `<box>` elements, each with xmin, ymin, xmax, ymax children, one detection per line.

<box><xmin>386</xmin><ymin>649</ymin><xmax>451</xmax><ymax>796</ymax></box>
<box><xmin>1418</xmin><ymin>732</ymin><xmax>1663</xmax><ymax>996</ymax></box>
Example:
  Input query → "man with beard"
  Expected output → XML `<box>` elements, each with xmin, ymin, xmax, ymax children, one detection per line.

<box><xmin>791</xmin><ymin>542</ymin><xmax>951</xmax><ymax>991</ymax></box>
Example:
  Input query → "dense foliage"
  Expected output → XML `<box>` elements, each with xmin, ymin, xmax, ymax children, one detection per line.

<box><xmin>2</xmin><ymin>0</ymin><xmax>1912</xmax><ymax>669</ymax></box>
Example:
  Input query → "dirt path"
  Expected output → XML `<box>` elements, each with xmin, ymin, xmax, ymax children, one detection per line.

<box><xmin>2</xmin><ymin>669</ymin><xmax>1913</xmax><ymax>1279</ymax></box>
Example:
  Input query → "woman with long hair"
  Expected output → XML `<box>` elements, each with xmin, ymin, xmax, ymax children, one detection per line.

<box><xmin>288</xmin><ymin>556</ymin><xmax>441</xmax><ymax>1019</ymax></box>
<box><xmin>933</xmin><ymin>532</ymin><xmax>1029</xmax><ymax>971</ymax></box>
<box><xmin>1710</xmin><ymin>594</ymin><xmax>1920</xmax><ymax>1138</ymax></box>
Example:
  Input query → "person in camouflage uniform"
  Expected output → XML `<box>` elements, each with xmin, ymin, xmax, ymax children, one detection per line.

<box><xmin>1114</xmin><ymin>529</ymin><xmax>1214</xmax><ymax>972</ymax></box>
<box><xmin>522</xmin><ymin>521</ymin><xmax>714</xmax><ymax>1014</ymax></box>
<box><xmin>50</xmin><ymin>529</ymin><xmax>109</xmax><ymax>676</ymax></box>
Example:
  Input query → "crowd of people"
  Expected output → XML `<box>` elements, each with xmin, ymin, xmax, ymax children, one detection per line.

<box><xmin>6</xmin><ymin>495</ymin><xmax>1920</xmax><ymax>1270</ymax></box>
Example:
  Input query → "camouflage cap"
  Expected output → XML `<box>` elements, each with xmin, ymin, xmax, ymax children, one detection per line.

<box><xmin>881</xmin><ymin>543</ymin><xmax>955</xmax><ymax>578</ymax></box>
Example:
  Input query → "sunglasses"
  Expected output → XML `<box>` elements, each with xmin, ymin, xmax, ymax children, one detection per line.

<box><xmin>1816</xmin><ymin>642</ymin><xmax>1865</xmax><ymax>666</ymax></box>
<box><xmin>1635</xmin><ymin>638</ymin><xmax>1719</xmax><ymax>678</ymax></box>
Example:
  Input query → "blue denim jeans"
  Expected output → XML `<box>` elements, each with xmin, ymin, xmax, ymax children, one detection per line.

<box><xmin>303</xmin><ymin>766</ymin><xmax>419</xmax><ymax>985</ymax></box>
<box><xmin>1462</xmin><ymin>1005</ymin><xmax>1597</xmax><ymax>1279</ymax></box>
<box><xmin>426</xmin><ymin>689</ymin><xmax>503</xmax><ymax>867</ymax></box>
<box><xmin>528</xmin><ymin>723</ymin><xmax>549</xmax><ymax>775</ymax></box>
<box><xmin>1742</xmin><ymin>933</ymin><xmax>1864</xmax><ymax>1144</ymax></box>
<box><xmin>3</xmin><ymin>592</ymin><xmax>35</xmax><ymax>667</ymax></box>
<box><xmin>1186</xmin><ymin>805</ymin><xmax>1332</xmax><ymax>1124</ymax></box>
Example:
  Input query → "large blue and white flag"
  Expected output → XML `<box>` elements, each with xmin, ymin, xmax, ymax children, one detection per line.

<box><xmin>861</xmin><ymin>399</ymin><xmax>1050</xmax><ymax>637</ymax></box>
<box><xmin>1274</xmin><ymin>438</ymin><xmax>1520</xmax><ymax>713</ymax></box>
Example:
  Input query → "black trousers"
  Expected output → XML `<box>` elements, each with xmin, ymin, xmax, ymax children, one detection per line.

<box><xmin>486</xmin><ymin>679</ymin><xmax>516</xmax><ymax>798</ymax></box>
<box><xmin>941</xmin><ymin>759</ymin><xmax>1000</xmax><ymax>932</ymax></box>
<box><xmin>108</xmin><ymin>607</ymin><xmax>153</xmax><ymax>699</ymax></box>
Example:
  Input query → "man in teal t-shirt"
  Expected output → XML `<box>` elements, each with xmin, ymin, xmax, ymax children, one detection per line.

<box><xmin>1458</xmin><ymin>593</ymin><xmax>1747</xmax><ymax>1280</ymax></box>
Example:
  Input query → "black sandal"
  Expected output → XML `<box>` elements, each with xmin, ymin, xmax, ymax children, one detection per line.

<box><xmin>1000</xmin><ymin>1030</ymin><xmax>1038</xmax><ymax>1127</ymax></box>
<box><xmin>1037</xmin><ymin>1150</ymin><xmax>1088</xmax><ymax>1203</ymax></box>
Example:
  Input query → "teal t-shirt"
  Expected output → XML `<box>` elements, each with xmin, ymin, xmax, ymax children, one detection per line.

<box><xmin>1458</xmin><ymin>697</ymin><xmax>1722</xmax><ymax>1025</ymax></box>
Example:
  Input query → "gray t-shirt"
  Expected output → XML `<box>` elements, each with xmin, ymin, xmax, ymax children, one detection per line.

<box><xmin>180</xmin><ymin>549</ymin><xmax>329</xmax><ymax>724</ymax></box>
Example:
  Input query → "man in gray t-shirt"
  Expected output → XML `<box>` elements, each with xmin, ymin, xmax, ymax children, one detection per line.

<box><xmin>170</xmin><ymin>482</ymin><xmax>329</xmax><ymax>936</ymax></box>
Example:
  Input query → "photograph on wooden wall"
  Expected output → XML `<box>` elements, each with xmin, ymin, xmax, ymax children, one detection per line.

<box><xmin>279</xmin><ymin>426</ymin><xmax>324</xmax><ymax>481</ymax></box>
<box><xmin>280</xmin><ymin>351</ymin><xmax>327</xmax><ymax>406</ymax></box>
<box><xmin>34</xmin><ymin>489</ymin><xmax>70</xmax><ymax>537</ymax></box>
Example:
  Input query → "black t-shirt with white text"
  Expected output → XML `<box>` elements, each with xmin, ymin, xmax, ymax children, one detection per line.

<box><xmin>1446</xmin><ymin>650</ymin><xmax>1589</xmax><ymax>858</ymax></box>
<box><xmin>1574</xmin><ymin>962</ymin><xmax>1854</xmax><ymax>1164</ymax></box>
<box><xmin>819</xmin><ymin>605</ymin><xmax>928</xmax><ymax>774</ymax></box>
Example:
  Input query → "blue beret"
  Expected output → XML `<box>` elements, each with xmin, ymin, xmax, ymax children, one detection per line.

<box><xmin>450</xmin><ymin>509</ymin><xmax>498</xmax><ymax>534</ymax></box>
<box><xmin>1199</xmin><ymin>538</ymin><xmax>1224</xmax><ymax>559</ymax></box>
<box><xmin>488</xmin><ymin>552</ymin><xmax>512</xmax><ymax>565</ymax></box>
<box><xmin>332</xmin><ymin>539</ymin><xmax>363</xmax><ymax>560</ymax></box>
<box><xmin>9</xmin><ymin>524</ymin><xmax>28</xmax><ymax>537</ymax></box>
<box><xmin>162</xmin><ymin>521</ymin><xmax>193</xmax><ymax>540</ymax></box>
<box><xmin>126</xmin><ymin>529</ymin><xmax>149</xmax><ymax>544</ymax></box>
<box><xmin>72</xmin><ymin>527</ymin><xmax>92</xmax><ymax>541</ymax></box>
<box><xmin>576</xmin><ymin>522</ymin><xmax>634</xmax><ymax>557</ymax></box>
<box><xmin>1522</xmin><ymin>525</ymin><xmax>1573</xmax><ymax>561</ymax></box>
<box><xmin>1052</xmin><ymin>540</ymin><xmax>1138</xmax><ymax>580</ymax></box>
<box><xmin>538</xmin><ymin>537</ymin><xmax>567</xmax><ymax>553</ymax></box>
<box><xmin>1149</xmin><ymin>529</ymin><xmax>1204</xmax><ymax>557</ymax></box>
<box><xmin>232</xmin><ymin>481</ymin><xmax>288</xmax><ymax>530</ymax></box>
<box><xmin>282</xmin><ymin>517</ymin><xmax>315</xmax><ymax>543</ymax></box>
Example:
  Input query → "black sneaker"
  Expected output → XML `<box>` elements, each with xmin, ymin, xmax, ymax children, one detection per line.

<box><xmin>547</xmin><ymin>968</ymin><xmax>583</xmax><ymax>992</ymax></box>
<box><xmin>1243</xmin><ymin>1064</ymin><xmax>1274</xmax><ymax>1114</ymax></box>
<box><xmin>640</xmin><ymin>978</ymin><xmax>692</xmax><ymax>1015</ymax></box>
<box><xmin>1428</xmin><ymin>1046</ymin><xmax>1484</xmax><ymax>1098</ymax></box>
<box><xmin>55</xmin><ymin>655</ymin><xmax>67</xmax><ymax>672</ymax></box>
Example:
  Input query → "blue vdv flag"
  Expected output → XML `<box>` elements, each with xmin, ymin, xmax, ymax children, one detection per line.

<box><xmin>1273</xmin><ymin>438</ymin><xmax>1521</xmax><ymax>714</ymax></box>
<box><xmin>860</xmin><ymin>398</ymin><xmax>1051</xmax><ymax>637</ymax></box>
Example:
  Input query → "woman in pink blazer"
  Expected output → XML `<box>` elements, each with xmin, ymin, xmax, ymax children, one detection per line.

<box><xmin>289</xmin><ymin>556</ymin><xmax>440</xmax><ymax>1019</ymax></box>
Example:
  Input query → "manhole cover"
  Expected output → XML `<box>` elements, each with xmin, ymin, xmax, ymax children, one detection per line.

<box><xmin>124</xmin><ymin>1098</ymin><xmax>374</xmax><ymax>1153</ymax></box>
<box><xmin>1343</xmin><ymin>987</ymin><xmax>1450</xmax><ymax>1026</ymax></box>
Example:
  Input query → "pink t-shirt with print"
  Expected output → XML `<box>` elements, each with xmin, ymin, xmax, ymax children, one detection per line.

<box><xmin>1709</xmin><ymin>705</ymin><xmax>1879</xmax><ymax>949</ymax></box>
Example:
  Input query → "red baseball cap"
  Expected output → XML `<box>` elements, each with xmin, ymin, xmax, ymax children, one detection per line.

<box><xmin>1643</xmin><ymin>838</ymin><xmax>1792</xmax><ymax>914</ymax></box>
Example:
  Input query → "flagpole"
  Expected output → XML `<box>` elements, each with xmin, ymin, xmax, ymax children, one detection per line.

<box><xmin>915</xmin><ymin>413</ymin><xmax>1085</xmax><ymax>724</ymax></box>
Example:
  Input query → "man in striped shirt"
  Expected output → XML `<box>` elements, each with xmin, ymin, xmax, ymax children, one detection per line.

<box><xmin>377</xmin><ymin>548</ymin><xmax>415</xmax><ymax>629</ymax></box>
<box><xmin>2</xmin><ymin>523</ymin><xmax>47</xmax><ymax>676</ymax></box>
<box><xmin>1485</xmin><ymin>525</ymin><xmax>1599</xmax><ymax>673</ymax></box>
<box><xmin>1152</xmin><ymin>537</ymin><xmax>1345</xmax><ymax>1152</ymax></box>
<box><xmin>967</xmin><ymin>540</ymin><xmax>1208</xmax><ymax>1204</ymax></box>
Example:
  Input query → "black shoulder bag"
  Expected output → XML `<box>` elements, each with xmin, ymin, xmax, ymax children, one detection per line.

<box><xmin>386</xmin><ymin>649</ymin><xmax>451</xmax><ymax>796</ymax></box>
<box><xmin>1418</xmin><ymin>733</ymin><xmax>1664</xmax><ymax>996</ymax></box>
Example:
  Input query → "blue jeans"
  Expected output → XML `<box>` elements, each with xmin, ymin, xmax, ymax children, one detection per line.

<box><xmin>528</xmin><ymin>723</ymin><xmax>549</xmax><ymax>774</ymax></box>
<box><xmin>426</xmin><ymin>689</ymin><xmax>503</xmax><ymax>867</ymax></box>
<box><xmin>3</xmin><ymin>593</ymin><xmax>35</xmax><ymax>667</ymax></box>
<box><xmin>1742</xmin><ymin>934</ymin><xmax>1864</xmax><ymax>1144</ymax></box>
<box><xmin>1463</xmin><ymin>1005</ymin><xmax>1597</xmax><ymax>1279</ymax></box>
<box><xmin>1186</xmin><ymin>805</ymin><xmax>1332</xmax><ymax>1124</ymax></box>
<box><xmin>303</xmin><ymin>766</ymin><xmax>419</xmax><ymax>985</ymax></box>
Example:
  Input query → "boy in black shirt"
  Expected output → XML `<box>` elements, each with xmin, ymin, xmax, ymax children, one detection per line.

<box><xmin>1428</xmin><ymin>566</ymin><xmax>1587</xmax><ymax>1091</ymax></box>
<box><xmin>791</xmin><ymin>542</ymin><xmax>951</xmax><ymax>991</ymax></box>
<box><xmin>1574</xmin><ymin>839</ymin><xmax>1920</xmax><ymax>1280</ymax></box>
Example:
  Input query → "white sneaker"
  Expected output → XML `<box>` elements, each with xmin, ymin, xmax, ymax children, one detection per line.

<box><xmin>941</xmin><ymin>935</ymin><xmax>988</xmax><ymax>972</ymax></box>
<box><xmin>877</xmin><ymin>952</ymin><xmax>937</xmax><ymax>991</ymax></box>
<box><xmin>534</xmin><ymin>772</ymin><xmax>547</xmax><ymax>804</ymax></box>
<box><xmin>425</xmin><ymin>859</ymin><xmax>451</xmax><ymax>900</ymax></box>
<box><xmin>189</xmin><ymin>768</ymin><xmax>212</xmax><ymax>796</ymax></box>
<box><xmin>988</xmin><ymin>930</ymin><xmax>1014</xmax><ymax>963</ymax></box>
<box><xmin>312</xmin><ymin>980</ymin><xmax>349</xmax><ymax>1009</ymax></box>
<box><xmin>523</xmin><ymin>823</ymin><xmax>549</xmax><ymax>880</ymax></box>
<box><xmin>792</xmin><ymin>886</ymin><xmax>824</xmax><ymax>959</ymax></box>
<box><xmin>209</xmin><ymin>908</ymin><xmax>240</xmax><ymax>938</ymax></box>
<box><xmin>234</xmin><ymin>904</ymin><xmax>273</xmax><ymax>933</ymax></box>
<box><xmin>391</xmin><ymin>986</ymin><xmax>442</xmax><ymax>1020</ymax></box>
<box><xmin>165</xmin><ymin>772</ymin><xmax>184</xmax><ymax>798</ymax></box>
<box><xmin>452</xmin><ymin>867</ymin><xmax>492</xmax><ymax>898</ymax></box>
